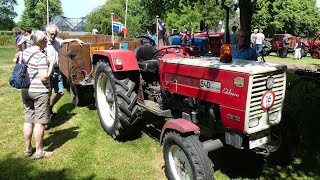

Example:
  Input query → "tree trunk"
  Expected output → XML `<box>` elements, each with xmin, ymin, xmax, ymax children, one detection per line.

<box><xmin>239</xmin><ymin>0</ymin><xmax>253</xmax><ymax>46</ymax></box>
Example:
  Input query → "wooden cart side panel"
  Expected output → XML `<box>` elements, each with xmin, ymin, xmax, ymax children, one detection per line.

<box><xmin>59</xmin><ymin>43</ymin><xmax>91</xmax><ymax>82</ymax></box>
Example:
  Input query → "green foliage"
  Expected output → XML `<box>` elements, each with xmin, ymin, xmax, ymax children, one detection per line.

<box><xmin>20</xmin><ymin>0</ymin><xmax>62</xmax><ymax>30</ymax></box>
<box><xmin>0</xmin><ymin>0</ymin><xmax>17</xmax><ymax>30</ymax></box>
<box><xmin>0</xmin><ymin>31</ymin><xmax>15</xmax><ymax>46</ymax></box>
<box><xmin>142</xmin><ymin>0</ymin><xmax>237</xmax><ymax>34</ymax></box>
<box><xmin>252</xmin><ymin>0</ymin><xmax>320</xmax><ymax>37</ymax></box>
<box><xmin>86</xmin><ymin>0</ymin><xmax>147</xmax><ymax>37</ymax></box>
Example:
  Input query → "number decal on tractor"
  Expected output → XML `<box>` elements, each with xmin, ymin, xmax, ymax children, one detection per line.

<box><xmin>200</xmin><ymin>79</ymin><xmax>221</xmax><ymax>92</ymax></box>
<box><xmin>261</xmin><ymin>90</ymin><xmax>276</xmax><ymax>111</ymax></box>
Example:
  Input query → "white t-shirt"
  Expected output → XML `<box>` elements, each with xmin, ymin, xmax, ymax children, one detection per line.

<box><xmin>255</xmin><ymin>33</ymin><xmax>265</xmax><ymax>45</ymax></box>
<box><xmin>45</xmin><ymin>38</ymin><xmax>65</xmax><ymax>67</ymax></box>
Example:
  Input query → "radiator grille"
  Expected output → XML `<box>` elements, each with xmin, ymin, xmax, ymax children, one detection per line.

<box><xmin>248</xmin><ymin>71</ymin><xmax>285</xmax><ymax>120</ymax></box>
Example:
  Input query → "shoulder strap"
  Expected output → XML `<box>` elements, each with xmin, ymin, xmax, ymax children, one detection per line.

<box><xmin>24</xmin><ymin>51</ymin><xmax>39</xmax><ymax>65</ymax></box>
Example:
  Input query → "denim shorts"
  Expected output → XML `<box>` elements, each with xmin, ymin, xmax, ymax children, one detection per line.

<box><xmin>51</xmin><ymin>67</ymin><xmax>64</xmax><ymax>93</ymax></box>
<box><xmin>22</xmin><ymin>91</ymin><xmax>50</xmax><ymax>124</ymax></box>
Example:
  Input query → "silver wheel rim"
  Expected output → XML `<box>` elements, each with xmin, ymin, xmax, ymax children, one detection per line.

<box><xmin>168</xmin><ymin>144</ymin><xmax>193</xmax><ymax>180</ymax></box>
<box><xmin>96</xmin><ymin>73</ymin><xmax>116</xmax><ymax>127</ymax></box>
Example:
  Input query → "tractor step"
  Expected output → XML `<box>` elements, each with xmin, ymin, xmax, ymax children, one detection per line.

<box><xmin>138</xmin><ymin>100</ymin><xmax>173</xmax><ymax>117</ymax></box>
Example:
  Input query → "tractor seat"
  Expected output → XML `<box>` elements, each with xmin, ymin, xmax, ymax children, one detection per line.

<box><xmin>134</xmin><ymin>44</ymin><xmax>160</xmax><ymax>72</ymax></box>
<box><xmin>137</xmin><ymin>60</ymin><xmax>159</xmax><ymax>72</ymax></box>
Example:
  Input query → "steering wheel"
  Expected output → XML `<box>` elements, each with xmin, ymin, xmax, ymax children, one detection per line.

<box><xmin>152</xmin><ymin>45</ymin><xmax>183</xmax><ymax>58</ymax></box>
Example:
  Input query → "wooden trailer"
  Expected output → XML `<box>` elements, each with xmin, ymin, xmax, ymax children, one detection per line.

<box><xmin>58</xmin><ymin>34</ymin><xmax>142</xmax><ymax>106</ymax></box>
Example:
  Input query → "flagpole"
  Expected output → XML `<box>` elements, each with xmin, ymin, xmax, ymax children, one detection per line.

<box><xmin>156</xmin><ymin>15</ymin><xmax>159</xmax><ymax>47</ymax></box>
<box><xmin>124</xmin><ymin>0</ymin><xmax>128</xmax><ymax>38</ymax></box>
<box><xmin>46</xmin><ymin>0</ymin><xmax>49</xmax><ymax>27</ymax></box>
<box><xmin>111</xmin><ymin>13</ymin><xmax>114</xmax><ymax>47</ymax></box>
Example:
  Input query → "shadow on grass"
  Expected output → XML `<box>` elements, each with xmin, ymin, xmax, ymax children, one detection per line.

<box><xmin>0</xmin><ymin>153</ymin><xmax>96</xmax><ymax>179</ymax></box>
<box><xmin>136</xmin><ymin>111</ymin><xmax>165</xmax><ymax>142</ymax></box>
<box><xmin>49</xmin><ymin>103</ymin><xmax>76</xmax><ymax>129</ymax></box>
<box><xmin>210</xmin><ymin>148</ymin><xmax>264</xmax><ymax>178</ymax></box>
<box><xmin>44</xmin><ymin>126</ymin><xmax>80</xmax><ymax>151</ymax></box>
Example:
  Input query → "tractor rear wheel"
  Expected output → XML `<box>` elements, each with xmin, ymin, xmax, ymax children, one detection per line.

<box><xmin>163</xmin><ymin>131</ymin><xmax>214</xmax><ymax>180</ymax></box>
<box><xmin>94</xmin><ymin>62</ymin><xmax>139</xmax><ymax>140</ymax></box>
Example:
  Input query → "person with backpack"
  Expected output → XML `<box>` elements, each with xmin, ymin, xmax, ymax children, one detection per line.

<box><xmin>18</xmin><ymin>30</ymin><xmax>54</xmax><ymax>159</ymax></box>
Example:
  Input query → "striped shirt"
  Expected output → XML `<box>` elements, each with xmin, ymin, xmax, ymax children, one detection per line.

<box><xmin>20</xmin><ymin>47</ymin><xmax>50</xmax><ymax>92</ymax></box>
<box><xmin>232</xmin><ymin>45</ymin><xmax>256</xmax><ymax>61</ymax></box>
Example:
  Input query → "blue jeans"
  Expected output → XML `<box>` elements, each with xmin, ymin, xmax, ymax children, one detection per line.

<box><xmin>50</xmin><ymin>67</ymin><xmax>64</xmax><ymax>93</ymax></box>
<box><xmin>256</xmin><ymin>44</ymin><xmax>263</xmax><ymax>56</ymax></box>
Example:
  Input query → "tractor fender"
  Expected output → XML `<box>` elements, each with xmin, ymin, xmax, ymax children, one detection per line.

<box><xmin>92</xmin><ymin>50</ymin><xmax>139</xmax><ymax>72</ymax></box>
<box><xmin>302</xmin><ymin>41</ymin><xmax>310</xmax><ymax>47</ymax></box>
<box><xmin>160</xmin><ymin>118</ymin><xmax>200</xmax><ymax>144</ymax></box>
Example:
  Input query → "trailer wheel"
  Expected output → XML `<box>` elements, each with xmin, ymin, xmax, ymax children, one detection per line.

<box><xmin>163</xmin><ymin>131</ymin><xmax>214</xmax><ymax>180</ymax></box>
<box><xmin>94</xmin><ymin>62</ymin><xmax>138</xmax><ymax>139</ymax></box>
<box><xmin>70</xmin><ymin>84</ymin><xmax>94</xmax><ymax>106</ymax></box>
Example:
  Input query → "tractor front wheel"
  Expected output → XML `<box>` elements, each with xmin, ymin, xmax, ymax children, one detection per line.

<box><xmin>94</xmin><ymin>62</ymin><xmax>139</xmax><ymax>140</ymax></box>
<box><xmin>163</xmin><ymin>131</ymin><xmax>214</xmax><ymax>180</ymax></box>
<box><xmin>264</xmin><ymin>113</ymin><xmax>299</xmax><ymax>165</ymax></box>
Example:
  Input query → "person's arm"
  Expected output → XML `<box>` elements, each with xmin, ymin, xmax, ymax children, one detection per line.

<box><xmin>17</xmin><ymin>36</ymin><xmax>26</xmax><ymax>46</ymax></box>
<box><xmin>62</xmin><ymin>38</ymin><xmax>84</xmax><ymax>46</ymax></box>
<box><xmin>38</xmin><ymin>57</ymin><xmax>54</xmax><ymax>81</ymax></box>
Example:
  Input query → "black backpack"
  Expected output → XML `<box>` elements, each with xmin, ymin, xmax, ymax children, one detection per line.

<box><xmin>9</xmin><ymin>52</ymin><xmax>38</xmax><ymax>89</ymax></box>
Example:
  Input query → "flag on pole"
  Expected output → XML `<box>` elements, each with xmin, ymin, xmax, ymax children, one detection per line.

<box><xmin>158</xmin><ymin>18</ymin><xmax>164</xmax><ymax>30</ymax></box>
<box><xmin>112</xmin><ymin>17</ymin><xmax>129</xmax><ymax>34</ymax></box>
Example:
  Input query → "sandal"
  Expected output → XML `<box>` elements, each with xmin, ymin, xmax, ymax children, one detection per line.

<box><xmin>34</xmin><ymin>151</ymin><xmax>53</xmax><ymax>160</ymax></box>
<box><xmin>24</xmin><ymin>149</ymin><xmax>33</xmax><ymax>157</ymax></box>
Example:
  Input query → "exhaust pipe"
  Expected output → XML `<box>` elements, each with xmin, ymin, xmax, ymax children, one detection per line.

<box><xmin>203</xmin><ymin>139</ymin><xmax>223</xmax><ymax>152</ymax></box>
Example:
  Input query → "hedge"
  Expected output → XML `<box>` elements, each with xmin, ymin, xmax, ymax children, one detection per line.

<box><xmin>0</xmin><ymin>31</ymin><xmax>16</xmax><ymax>46</ymax></box>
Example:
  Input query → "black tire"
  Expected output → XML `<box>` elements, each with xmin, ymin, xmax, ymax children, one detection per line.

<box><xmin>94</xmin><ymin>62</ymin><xmax>139</xmax><ymax>139</ymax></box>
<box><xmin>163</xmin><ymin>131</ymin><xmax>214</xmax><ymax>180</ymax></box>
<box><xmin>264</xmin><ymin>113</ymin><xmax>299</xmax><ymax>165</ymax></box>
<box><xmin>70</xmin><ymin>84</ymin><xmax>95</xmax><ymax>106</ymax></box>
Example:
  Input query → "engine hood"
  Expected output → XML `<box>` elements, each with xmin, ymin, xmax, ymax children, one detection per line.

<box><xmin>162</xmin><ymin>56</ymin><xmax>286</xmax><ymax>75</ymax></box>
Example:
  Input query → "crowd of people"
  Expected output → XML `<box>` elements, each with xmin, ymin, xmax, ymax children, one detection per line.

<box><xmin>12</xmin><ymin>25</ymin><xmax>84</xmax><ymax>160</ymax></box>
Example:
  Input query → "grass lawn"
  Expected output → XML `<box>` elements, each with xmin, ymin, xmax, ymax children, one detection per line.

<box><xmin>1</xmin><ymin>46</ymin><xmax>320</xmax><ymax>179</ymax></box>
<box><xmin>265</xmin><ymin>52</ymin><xmax>320</xmax><ymax>69</ymax></box>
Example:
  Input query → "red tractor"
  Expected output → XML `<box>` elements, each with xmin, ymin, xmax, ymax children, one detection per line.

<box><xmin>265</xmin><ymin>34</ymin><xmax>309</xmax><ymax>57</ymax></box>
<box><xmin>91</xmin><ymin>40</ymin><xmax>298</xmax><ymax>178</ymax></box>
<box><xmin>194</xmin><ymin>32</ymin><xmax>224</xmax><ymax>56</ymax></box>
<box><xmin>308</xmin><ymin>33</ymin><xmax>320</xmax><ymax>59</ymax></box>
<box><xmin>88</xmin><ymin>3</ymin><xmax>299</xmax><ymax>179</ymax></box>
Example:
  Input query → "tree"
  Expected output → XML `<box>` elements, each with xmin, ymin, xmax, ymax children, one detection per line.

<box><xmin>251</xmin><ymin>0</ymin><xmax>320</xmax><ymax>37</ymax></box>
<box><xmin>20</xmin><ymin>0</ymin><xmax>62</xmax><ymax>30</ymax></box>
<box><xmin>86</xmin><ymin>0</ymin><xmax>147</xmax><ymax>37</ymax></box>
<box><xmin>0</xmin><ymin>0</ymin><xmax>17</xmax><ymax>30</ymax></box>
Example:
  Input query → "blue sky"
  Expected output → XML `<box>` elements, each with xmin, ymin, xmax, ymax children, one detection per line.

<box><xmin>14</xmin><ymin>0</ymin><xmax>320</xmax><ymax>22</ymax></box>
<box><xmin>14</xmin><ymin>0</ymin><xmax>106</xmax><ymax>21</ymax></box>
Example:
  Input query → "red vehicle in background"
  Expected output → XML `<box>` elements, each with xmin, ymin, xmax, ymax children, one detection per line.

<box><xmin>195</xmin><ymin>32</ymin><xmax>224</xmax><ymax>56</ymax></box>
<box><xmin>308</xmin><ymin>33</ymin><xmax>320</xmax><ymax>59</ymax></box>
<box><xmin>265</xmin><ymin>34</ymin><xmax>309</xmax><ymax>57</ymax></box>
